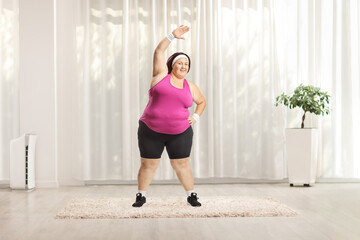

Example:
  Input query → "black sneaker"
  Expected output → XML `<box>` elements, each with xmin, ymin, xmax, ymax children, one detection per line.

<box><xmin>187</xmin><ymin>192</ymin><xmax>201</xmax><ymax>207</ymax></box>
<box><xmin>132</xmin><ymin>193</ymin><xmax>146</xmax><ymax>207</ymax></box>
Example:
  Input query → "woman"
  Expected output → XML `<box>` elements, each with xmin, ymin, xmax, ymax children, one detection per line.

<box><xmin>133</xmin><ymin>25</ymin><xmax>206</xmax><ymax>207</ymax></box>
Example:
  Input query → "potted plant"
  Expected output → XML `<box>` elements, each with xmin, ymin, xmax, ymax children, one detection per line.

<box><xmin>275</xmin><ymin>84</ymin><xmax>331</xmax><ymax>187</ymax></box>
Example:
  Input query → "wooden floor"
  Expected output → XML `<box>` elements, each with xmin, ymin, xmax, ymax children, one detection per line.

<box><xmin>0</xmin><ymin>183</ymin><xmax>359</xmax><ymax>240</ymax></box>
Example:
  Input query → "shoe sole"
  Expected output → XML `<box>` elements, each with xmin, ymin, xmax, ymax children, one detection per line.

<box><xmin>187</xmin><ymin>202</ymin><xmax>201</xmax><ymax>207</ymax></box>
<box><xmin>132</xmin><ymin>202</ymin><xmax>146</xmax><ymax>207</ymax></box>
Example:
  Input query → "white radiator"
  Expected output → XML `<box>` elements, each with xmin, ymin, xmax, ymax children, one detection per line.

<box><xmin>10</xmin><ymin>134</ymin><xmax>37</xmax><ymax>190</ymax></box>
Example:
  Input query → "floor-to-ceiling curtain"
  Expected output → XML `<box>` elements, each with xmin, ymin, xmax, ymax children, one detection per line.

<box><xmin>0</xmin><ymin>0</ymin><xmax>19</xmax><ymax>183</ymax></box>
<box><xmin>67</xmin><ymin>0</ymin><xmax>360</xmax><ymax>182</ymax></box>
<box><xmin>273</xmin><ymin>0</ymin><xmax>360</xmax><ymax>178</ymax></box>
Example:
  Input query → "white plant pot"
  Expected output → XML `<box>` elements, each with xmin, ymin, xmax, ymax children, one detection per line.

<box><xmin>285</xmin><ymin>128</ymin><xmax>318</xmax><ymax>187</ymax></box>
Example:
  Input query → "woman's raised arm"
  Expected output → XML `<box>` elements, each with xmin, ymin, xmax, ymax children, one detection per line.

<box><xmin>152</xmin><ymin>25</ymin><xmax>190</xmax><ymax>77</ymax></box>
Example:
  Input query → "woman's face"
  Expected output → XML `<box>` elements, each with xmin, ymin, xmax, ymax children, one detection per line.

<box><xmin>171</xmin><ymin>58</ymin><xmax>189</xmax><ymax>78</ymax></box>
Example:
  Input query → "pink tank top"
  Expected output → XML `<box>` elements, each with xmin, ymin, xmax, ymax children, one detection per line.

<box><xmin>140</xmin><ymin>74</ymin><xmax>193</xmax><ymax>134</ymax></box>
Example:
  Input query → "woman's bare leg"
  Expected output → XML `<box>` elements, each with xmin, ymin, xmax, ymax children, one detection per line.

<box><xmin>170</xmin><ymin>157</ymin><xmax>194</xmax><ymax>191</ymax></box>
<box><xmin>137</xmin><ymin>158</ymin><xmax>161</xmax><ymax>190</ymax></box>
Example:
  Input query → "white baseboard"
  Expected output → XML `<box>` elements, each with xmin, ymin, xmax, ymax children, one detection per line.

<box><xmin>2</xmin><ymin>178</ymin><xmax>360</xmax><ymax>189</ymax></box>
<box><xmin>84</xmin><ymin>177</ymin><xmax>360</xmax><ymax>185</ymax></box>
<box><xmin>316</xmin><ymin>178</ymin><xmax>360</xmax><ymax>183</ymax></box>
<box><xmin>0</xmin><ymin>180</ymin><xmax>10</xmax><ymax>189</ymax></box>
<box><xmin>0</xmin><ymin>179</ymin><xmax>59</xmax><ymax>188</ymax></box>
<box><xmin>84</xmin><ymin>178</ymin><xmax>290</xmax><ymax>185</ymax></box>
<box><xmin>58</xmin><ymin>178</ymin><xmax>85</xmax><ymax>186</ymax></box>
<box><xmin>35</xmin><ymin>180</ymin><xmax>59</xmax><ymax>188</ymax></box>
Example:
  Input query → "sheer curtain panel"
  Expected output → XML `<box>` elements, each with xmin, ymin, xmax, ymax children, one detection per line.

<box><xmin>0</xmin><ymin>0</ymin><xmax>18</xmax><ymax>183</ymax></box>
<box><xmin>56</xmin><ymin>0</ymin><xmax>360</xmax><ymax>183</ymax></box>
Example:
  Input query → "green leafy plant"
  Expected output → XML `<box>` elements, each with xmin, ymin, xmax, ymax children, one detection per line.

<box><xmin>275</xmin><ymin>84</ymin><xmax>331</xmax><ymax>128</ymax></box>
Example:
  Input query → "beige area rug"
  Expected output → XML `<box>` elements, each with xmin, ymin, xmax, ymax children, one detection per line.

<box><xmin>55</xmin><ymin>196</ymin><xmax>299</xmax><ymax>219</ymax></box>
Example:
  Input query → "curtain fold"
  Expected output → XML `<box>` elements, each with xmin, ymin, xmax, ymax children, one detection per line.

<box><xmin>0</xmin><ymin>0</ymin><xmax>18</xmax><ymax>182</ymax></box>
<box><xmin>65</xmin><ymin>0</ymin><xmax>360</xmax><ymax>181</ymax></box>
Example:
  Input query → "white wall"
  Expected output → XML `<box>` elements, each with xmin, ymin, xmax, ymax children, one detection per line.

<box><xmin>19</xmin><ymin>0</ymin><xmax>58</xmax><ymax>187</ymax></box>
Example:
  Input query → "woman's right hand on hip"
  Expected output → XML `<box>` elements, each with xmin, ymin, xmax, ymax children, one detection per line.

<box><xmin>172</xmin><ymin>25</ymin><xmax>190</xmax><ymax>40</ymax></box>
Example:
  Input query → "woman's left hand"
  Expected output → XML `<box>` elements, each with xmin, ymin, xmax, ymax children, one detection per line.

<box><xmin>172</xmin><ymin>25</ymin><xmax>190</xmax><ymax>40</ymax></box>
<box><xmin>187</xmin><ymin>116</ymin><xmax>196</xmax><ymax>126</ymax></box>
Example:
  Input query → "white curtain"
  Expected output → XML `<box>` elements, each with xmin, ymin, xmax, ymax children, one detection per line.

<box><xmin>273</xmin><ymin>0</ymin><xmax>360</xmax><ymax>178</ymax></box>
<box><xmin>66</xmin><ymin>0</ymin><xmax>359</xmax><ymax>181</ymax></box>
<box><xmin>1</xmin><ymin>0</ymin><xmax>358</xmax><ymax>184</ymax></box>
<box><xmin>70</xmin><ymin>0</ymin><xmax>360</xmax><ymax>182</ymax></box>
<box><xmin>0</xmin><ymin>0</ymin><xmax>18</xmax><ymax>182</ymax></box>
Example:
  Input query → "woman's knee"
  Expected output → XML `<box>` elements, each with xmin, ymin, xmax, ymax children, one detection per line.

<box><xmin>170</xmin><ymin>158</ymin><xmax>189</xmax><ymax>170</ymax></box>
<box><xmin>141</xmin><ymin>158</ymin><xmax>160</xmax><ymax>171</ymax></box>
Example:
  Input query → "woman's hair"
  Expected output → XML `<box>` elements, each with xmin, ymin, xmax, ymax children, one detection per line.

<box><xmin>166</xmin><ymin>52</ymin><xmax>191</xmax><ymax>74</ymax></box>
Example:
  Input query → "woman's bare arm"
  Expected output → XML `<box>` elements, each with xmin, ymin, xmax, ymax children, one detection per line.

<box><xmin>187</xmin><ymin>82</ymin><xmax>206</xmax><ymax>125</ymax></box>
<box><xmin>152</xmin><ymin>38</ymin><xmax>171</xmax><ymax>77</ymax></box>
<box><xmin>152</xmin><ymin>25</ymin><xmax>190</xmax><ymax>77</ymax></box>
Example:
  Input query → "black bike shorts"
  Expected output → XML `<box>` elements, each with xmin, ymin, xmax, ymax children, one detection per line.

<box><xmin>137</xmin><ymin>120</ymin><xmax>193</xmax><ymax>159</ymax></box>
